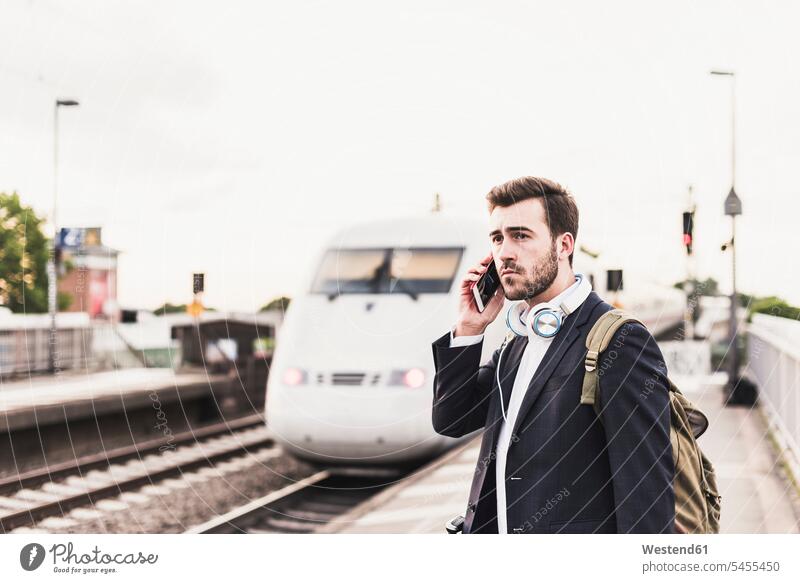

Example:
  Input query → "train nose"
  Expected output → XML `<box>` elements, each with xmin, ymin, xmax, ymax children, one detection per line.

<box><xmin>265</xmin><ymin>377</ymin><xmax>453</xmax><ymax>465</ymax></box>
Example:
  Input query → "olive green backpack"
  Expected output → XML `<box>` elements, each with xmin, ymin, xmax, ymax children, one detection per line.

<box><xmin>580</xmin><ymin>309</ymin><xmax>722</xmax><ymax>534</ymax></box>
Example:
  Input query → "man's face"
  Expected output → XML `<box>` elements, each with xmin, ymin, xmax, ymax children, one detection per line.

<box><xmin>488</xmin><ymin>198</ymin><xmax>560</xmax><ymax>302</ymax></box>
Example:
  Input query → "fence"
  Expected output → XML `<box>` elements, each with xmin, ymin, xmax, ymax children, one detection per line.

<box><xmin>746</xmin><ymin>313</ymin><xmax>800</xmax><ymax>486</ymax></box>
<box><xmin>0</xmin><ymin>315</ymin><xmax>93</xmax><ymax>376</ymax></box>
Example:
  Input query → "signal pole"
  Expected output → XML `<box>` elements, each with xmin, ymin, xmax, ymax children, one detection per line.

<box><xmin>48</xmin><ymin>98</ymin><xmax>80</xmax><ymax>373</ymax></box>
<box><xmin>711</xmin><ymin>69</ymin><xmax>746</xmax><ymax>403</ymax></box>
<box><xmin>682</xmin><ymin>185</ymin><xmax>696</xmax><ymax>340</ymax></box>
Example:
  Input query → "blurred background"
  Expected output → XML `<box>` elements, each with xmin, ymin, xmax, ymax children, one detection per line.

<box><xmin>0</xmin><ymin>0</ymin><xmax>797</xmax><ymax>535</ymax></box>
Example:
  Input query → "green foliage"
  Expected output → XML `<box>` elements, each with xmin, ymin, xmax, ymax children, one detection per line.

<box><xmin>259</xmin><ymin>296</ymin><xmax>291</xmax><ymax>313</ymax></box>
<box><xmin>0</xmin><ymin>191</ymin><xmax>56</xmax><ymax>313</ymax></box>
<box><xmin>153</xmin><ymin>302</ymin><xmax>217</xmax><ymax>315</ymax></box>
<box><xmin>747</xmin><ymin>296</ymin><xmax>800</xmax><ymax>322</ymax></box>
<box><xmin>58</xmin><ymin>291</ymin><xmax>73</xmax><ymax>311</ymax></box>
<box><xmin>673</xmin><ymin>277</ymin><xmax>719</xmax><ymax>296</ymax></box>
<box><xmin>154</xmin><ymin>302</ymin><xmax>188</xmax><ymax>315</ymax></box>
<box><xmin>673</xmin><ymin>275</ymin><xmax>799</xmax><ymax>323</ymax></box>
<box><xmin>738</xmin><ymin>291</ymin><xmax>756</xmax><ymax>308</ymax></box>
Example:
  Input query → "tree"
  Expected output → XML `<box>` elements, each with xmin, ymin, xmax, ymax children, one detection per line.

<box><xmin>0</xmin><ymin>192</ymin><xmax>70</xmax><ymax>313</ymax></box>
<box><xmin>747</xmin><ymin>296</ymin><xmax>800</xmax><ymax>322</ymax></box>
<box><xmin>154</xmin><ymin>302</ymin><xmax>188</xmax><ymax>315</ymax></box>
<box><xmin>259</xmin><ymin>296</ymin><xmax>291</xmax><ymax>313</ymax></box>
<box><xmin>673</xmin><ymin>277</ymin><xmax>719</xmax><ymax>297</ymax></box>
<box><xmin>153</xmin><ymin>302</ymin><xmax>217</xmax><ymax>315</ymax></box>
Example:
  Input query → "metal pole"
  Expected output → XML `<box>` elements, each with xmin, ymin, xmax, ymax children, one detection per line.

<box><xmin>47</xmin><ymin>103</ymin><xmax>59</xmax><ymax>373</ymax></box>
<box><xmin>712</xmin><ymin>69</ymin><xmax>744</xmax><ymax>400</ymax></box>
<box><xmin>684</xmin><ymin>185</ymin><xmax>695</xmax><ymax>340</ymax></box>
<box><xmin>47</xmin><ymin>99</ymin><xmax>78</xmax><ymax>372</ymax></box>
<box><xmin>730</xmin><ymin>215</ymin><xmax>738</xmax><ymax>386</ymax></box>
<box><xmin>731</xmin><ymin>75</ymin><xmax>736</xmax><ymax>187</ymax></box>
<box><xmin>729</xmin><ymin>77</ymin><xmax>739</xmax><ymax>388</ymax></box>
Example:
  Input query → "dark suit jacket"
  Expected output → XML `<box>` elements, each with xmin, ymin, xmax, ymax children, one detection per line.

<box><xmin>431</xmin><ymin>291</ymin><xmax>675</xmax><ymax>533</ymax></box>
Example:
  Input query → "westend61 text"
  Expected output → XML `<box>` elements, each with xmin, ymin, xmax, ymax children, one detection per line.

<box><xmin>642</xmin><ymin>544</ymin><xmax>708</xmax><ymax>555</ymax></box>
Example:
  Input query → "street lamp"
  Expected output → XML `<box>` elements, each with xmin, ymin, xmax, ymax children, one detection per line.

<box><xmin>710</xmin><ymin>70</ymin><xmax>747</xmax><ymax>403</ymax></box>
<box><xmin>710</xmin><ymin>71</ymin><xmax>736</xmax><ymax>185</ymax></box>
<box><xmin>48</xmin><ymin>98</ymin><xmax>80</xmax><ymax>373</ymax></box>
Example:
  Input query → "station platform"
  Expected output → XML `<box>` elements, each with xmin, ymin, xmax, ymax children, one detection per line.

<box><xmin>0</xmin><ymin>368</ymin><xmax>227</xmax><ymax>432</ymax></box>
<box><xmin>0</xmin><ymin>367</ymin><xmax>258</xmax><ymax>480</ymax></box>
<box><xmin>324</xmin><ymin>373</ymin><xmax>800</xmax><ymax>534</ymax></box>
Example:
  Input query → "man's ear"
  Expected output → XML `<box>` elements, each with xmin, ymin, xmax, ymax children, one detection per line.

<box><xmin>558</xmin><ymin>232</ymin><xmax>575</xmax><ymax>261</ymax></box>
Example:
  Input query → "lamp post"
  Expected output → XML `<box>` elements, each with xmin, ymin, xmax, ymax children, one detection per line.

<box><xmin>48</xmin><ymin>98</ymin><xmax>80</xmax><ymax>373</ymax></box>
<box><xmin>710</xmin><ymin>70</ymin><xmax>745</xmax><ymax>402</ymax></box>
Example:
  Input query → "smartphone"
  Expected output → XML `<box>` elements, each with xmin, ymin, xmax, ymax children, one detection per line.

<box><xmin>471</xmin><ymin>260</ymin><xmax>500</xmax><ymax>312</ymax></box>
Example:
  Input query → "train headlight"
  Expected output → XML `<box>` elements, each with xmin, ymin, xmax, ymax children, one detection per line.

<box><xmin>403</xmin><ymin>368</ymin><xmax>426</xmax><ymax>388</ymax></box>
<box><xmin>282</xmin><ymin>367</ymin><xmax>308</xmax><ymax>386</ymax></box>
<box><xmin>388</xmin><ymin>368</ymin><xmax>426</xmax><ymax>388</ymax></box>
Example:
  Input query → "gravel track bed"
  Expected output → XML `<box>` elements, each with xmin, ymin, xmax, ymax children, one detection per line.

<box><xmin>11</xmin><ymin>447</ymin><xmax>317</xmax><ymax>534</ymax></box>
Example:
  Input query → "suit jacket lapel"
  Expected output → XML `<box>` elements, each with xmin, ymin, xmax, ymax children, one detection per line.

<box><xmin>509</xmin><ymin>292</ymin><xmax>602</xmax><ymax>439</ymax></box>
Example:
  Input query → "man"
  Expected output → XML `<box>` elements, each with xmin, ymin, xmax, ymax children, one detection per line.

<box><xmin>431</xmin><ymin>176</ymin><xmax>674</xmax><ymax>534</ymax></box>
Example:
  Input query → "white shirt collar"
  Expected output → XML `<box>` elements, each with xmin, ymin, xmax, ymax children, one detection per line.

<box><xmin>519</xmin><ymin>274</ymin><xmax>585</xmax><ymax>325</ymax></box>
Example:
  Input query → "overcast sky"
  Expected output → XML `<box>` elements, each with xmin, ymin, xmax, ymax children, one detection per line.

<box><xmin>1</xmin><ymin>0</ymin><xmax>798</xmax><ymax>311</ymax></box>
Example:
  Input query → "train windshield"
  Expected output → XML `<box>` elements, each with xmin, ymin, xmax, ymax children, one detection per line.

<box><xmin>310</xmin><ymin>247</ymin><xmax>464</xmax><ymax>296</ymax></box>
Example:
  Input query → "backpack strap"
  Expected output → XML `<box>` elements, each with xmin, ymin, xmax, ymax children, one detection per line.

<box><xmin>580</xmin><ymin>309</ymin><xmax>645</xmax><ymax>415</ymax></box>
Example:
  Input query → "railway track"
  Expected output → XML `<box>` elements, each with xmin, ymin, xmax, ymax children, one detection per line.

<box><xmin>185</xmin><ymin>470</ymin><xmax>394</xmax><ymax>533</ymax></box>
<box><xmin>0</xmin><ymin>414</ymin><xmax>276</xmax><ymax>533</ymax></box>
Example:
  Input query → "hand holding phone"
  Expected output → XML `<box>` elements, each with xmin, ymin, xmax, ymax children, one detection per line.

<box><xmin>454</xmin><ymin>254</ymin><xmax>505</xmax><ymax>336</ymax></box>
<box><xmin>472</xmin><ymin>259</ymin><xmax>500</xmax><ymax>312</ymax></box>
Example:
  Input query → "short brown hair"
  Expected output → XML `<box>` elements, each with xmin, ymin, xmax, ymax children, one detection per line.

<box><xmin>486</xmin><ymin>176</ymin><xmax>579</xmax><ymax>266</ymax></box>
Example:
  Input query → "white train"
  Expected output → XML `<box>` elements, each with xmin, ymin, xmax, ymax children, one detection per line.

<box><xmin>265</xmin><ymin>213</ymin><xmax>685</xmax><ymax>467</ymax></box>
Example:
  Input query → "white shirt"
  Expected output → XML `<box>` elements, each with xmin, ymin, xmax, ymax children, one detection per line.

<box><xmin>449</xmin><ymin>277</ymin><xmax>587</xmax><ymax>533</ymax></box>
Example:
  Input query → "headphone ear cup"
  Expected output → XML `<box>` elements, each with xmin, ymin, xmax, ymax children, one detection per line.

<box><xmin>529</xmin><ymin>307</ymin><xmax>562</xmax><ymax>338</ymax></box>
<box><xmin>505</xmin><ymin>303</ymin><xmax>528</xmax><ymax>336</ymax></box>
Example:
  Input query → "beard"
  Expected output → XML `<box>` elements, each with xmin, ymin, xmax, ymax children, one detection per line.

<box><xmin>500</xmin><ymin>241</ymin><xmax>559</xmax><ymax>301</ymax></box>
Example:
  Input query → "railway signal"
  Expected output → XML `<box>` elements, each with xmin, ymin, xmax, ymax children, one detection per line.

<box><xmin>188</xmin><ymin>273</ymin><xmax>205</xmax><ymax>317</ymax></box>
<box><xmin>682</xmin><ymin>210</ymin><xmax>694</xmax><ymax>255</ymax></box>
<box><xmin>192</xmin><ymin>273</ymin><xmax>205</xmax><ymax>294</ymax></box>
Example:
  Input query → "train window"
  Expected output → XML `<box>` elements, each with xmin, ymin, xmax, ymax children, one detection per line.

<box><xmin>389</xmin><ymin>247</ymin><xmax>463</xmax><ymax>294</ymax></box>
<box><xmin>310</xmin><ymin>247</ymin><xmax>463</xmax><ymax>295</ymax></box>
<box><xmin>311</xmin><ymin>249</ymin><xmax>388</xmax><ymax>295</ymax></box>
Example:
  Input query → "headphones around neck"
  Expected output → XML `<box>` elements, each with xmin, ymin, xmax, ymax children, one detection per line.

<box><xmin>505</xmin><ymin>273</ymin><xmax>592</xmax><ymax>339</ymax></box>
<box><xmin>494</xmin><ymin>273</ymin><xmax>592</xmax><ymax>423</ymax></box>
